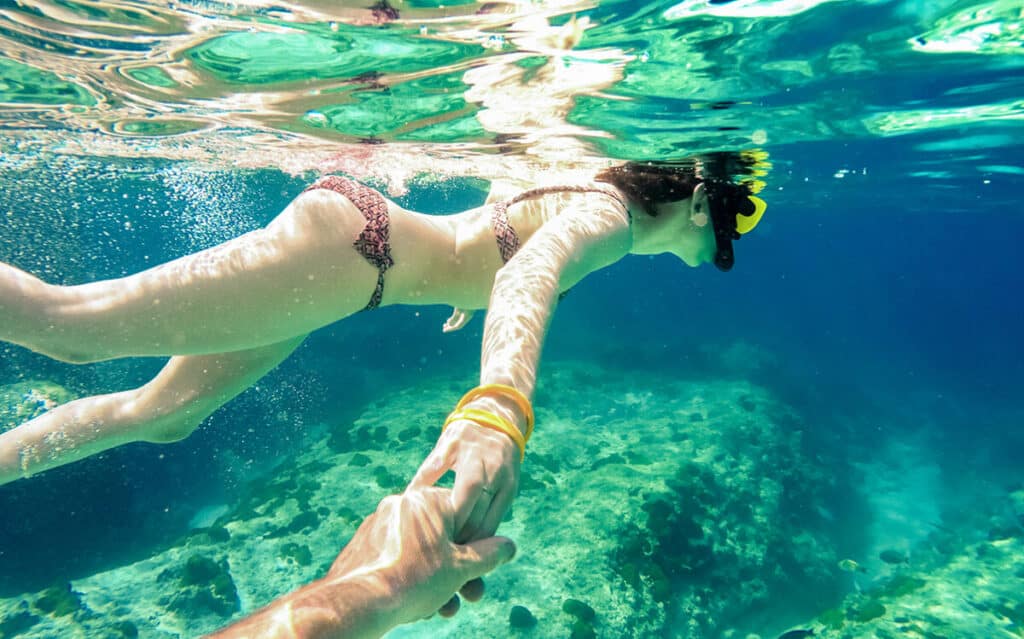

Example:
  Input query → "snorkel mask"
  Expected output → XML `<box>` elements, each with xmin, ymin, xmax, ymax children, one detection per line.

<box><xmin>704</xmin><ymin>180</ymin><xmax>767</xmax><ymax>271</ymax></box>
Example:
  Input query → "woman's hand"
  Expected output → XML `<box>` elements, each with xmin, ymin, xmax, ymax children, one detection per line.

<box><xmin>442</xmin><ymin>307</ymin><xmax>475</xmax><ymax>332</ymax></box>
<box><xmin>409</xmin><ymin>419</ymin><xmax>521</xmax><ymax>543</ymax></box>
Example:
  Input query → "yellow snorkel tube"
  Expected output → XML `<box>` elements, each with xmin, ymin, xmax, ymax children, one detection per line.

<box><xmin>707</xmin><ymin>150</ymin><xmax>770</xmax><ymax>271</ymax></box>
<box><xmin>737</xmin><ymin>195</ymin><xmax>767</xmax><ymax>234</ymax></box>
<box><xmin>736</xmin><ymin>149</ymin><xmax>770</xmax><ymax>235</ymax></box>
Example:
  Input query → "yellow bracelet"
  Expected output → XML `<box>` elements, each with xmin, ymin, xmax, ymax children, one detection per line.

<box><xmin>455</xmin><ymin>384</ymin><xmax>535</xmax><ymax>443</ymax></box>
<box><xmin>444</xmin><ymin>407</ymin><xmax>526</xmax><ymax>462</ymax></box>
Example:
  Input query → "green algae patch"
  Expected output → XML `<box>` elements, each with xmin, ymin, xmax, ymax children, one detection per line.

<box><xmin>519</xmin><ymin>471</ymin><xmax>555</xmax><ymax>491</ymax></box>
<box><xmin>110</xmin><ymin>620</ymin><xmax>139</xmax><ymax>638</ymax></box>
<box><xmin>570</xmin><ymin>619</ymin><xmax>597</xmax><ymax>639</ymax></box>
<box><xmin>280</xmin><ymin>542</ymin><xmax>313</xmax><ymax>567</ymax></box>
<box><xmin>817</xmin><ymin>606</ymin><xmax>846</xmax><ymax>630</ymax></box>
<box><xmin>397</xmin><ymin>426</ymin><xmax>422</xmax><ymax>442</ymax></box>
<box><xmin>283</xmin><ymin>510</ymin><xmax>320</xmax><ymax>535</ymax></box>
<box><xmin>509</xmin><ymin>605</ymin><xmax>537</xmax><ymax>629</ymax></box>
<box><xmin>33</xmin><ymin>583</ymin><xmax>85</xmax><ymax>617</ymax></box>
<box><xmin>327</xmin><ymin>425</ymin><xmax>354</xmax><ymax>452</ymax></box>
<box><xmin>161</xmin><ymin>555</ymin><xmax>240</xmax><ymax>618</ymax></box>
<box><xmin>349</xmin><ymin>452</ymin><xmax>372</xmax><ymax>467</ymax></box>
<box><xmin>0</xmin><ymin>58</ymin><xmax>95</xmax><ymax>106</ymax></box>
<box><xmin>563</xmin><ymin>598</ymin><xmax>599</xmax><ymax>639</ymax></box>
<box><xmin>530</xmin><ymin>451</ymin><xmax>561</xmax><ymax>474</ymax></box>
<box><xmin>988</xmin><ymin>520</ymin><xmax>1022</xmax><ymax>541</ymax></box>
<box><xmin>181</xmin><ymin>555</ymin><xmax>224</xmax><ymax>587</ymax></box>
<box><xmin>370</xmin><ymin>425</ymin><xmax>389</xmax><ymax>444</ymax></box>
<box><xmin>876</xmin><ymin>574</ymin><xmax>927</xmax><ymax>599</ymax></box>
<box><xmin>562</xmin><ymin>598</ymin><xmax>596</xmax><ymax>622</ymax></box>
<box><xmin>373</xmin><ymin>465</ymin><xmax>404</xmax><ymax>491</ymax></box>
<box><xmin>854</xmin><ymin>599</ymin><xmax>887</xmax><ymax>623</ymax></box>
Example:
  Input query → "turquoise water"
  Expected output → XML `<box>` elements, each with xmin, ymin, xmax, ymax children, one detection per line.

<box><xmin>1</xmin><ymin>0</ymin><xmax>1023</xmax><ymax>637</ymax></box>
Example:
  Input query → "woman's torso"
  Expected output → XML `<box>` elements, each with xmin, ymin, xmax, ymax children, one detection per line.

<box><xmin>337</xmin><ymin>183</ymin><xmax>629</xmax><ymax>310</ymax></box>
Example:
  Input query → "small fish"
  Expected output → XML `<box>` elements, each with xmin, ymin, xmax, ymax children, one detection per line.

<box><xmin>879</xmin><ymin>549</ymin><xmax>908</xmax><ymax>565</ymax></box>
<box><xmin>778</xmin><ymin>630</ymin><xmax>814</xmax><ymax>639</ymax></box>
<box><xmin>838</xmin><ymin>558</ymin><xmax>867</xmax><ymax>573</ymax></box>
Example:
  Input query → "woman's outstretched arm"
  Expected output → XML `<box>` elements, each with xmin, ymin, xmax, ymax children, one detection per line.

<box><xmin>411</xmin><ymin>193</ymin><xmax>632</xmax><ymax>539</ymax></box>
<box><xmin>477</xmin><ymin>199</ymin><xmax>632</xmax><ymax>398</ymax></box>
<box><xmin>0</xmin><ymin>337</ymin><xmax>304</xmax><ymax>485</ymax></box>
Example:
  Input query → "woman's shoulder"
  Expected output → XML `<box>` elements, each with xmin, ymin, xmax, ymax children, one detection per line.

<box><xmin>505</xmin><ymin>182</ymin><xmax>627</xmax><ymax>227</ymax></box>
<box><xmin>525</xmin><ymin>183</ymin><xmax>633</xmax><ymax>254</ymax></box>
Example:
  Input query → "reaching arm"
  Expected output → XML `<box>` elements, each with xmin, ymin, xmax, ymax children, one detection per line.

<box><xmin>477</xmin><ymin>195</ymin><xmax>632</xmax><ymax>406</ymax></box>
<box><xmin>412</xmin><ymin>194</ymin><xmax>632</xmax><ymax>540</ymax></box>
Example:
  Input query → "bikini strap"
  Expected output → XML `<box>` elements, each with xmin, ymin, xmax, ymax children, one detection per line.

<box><xmin>305</xmin><ymin>176</ymin><xmax>394</xmax><ymax>310</ymax></box>
<box><xmin>491</xmin><ymin>185</ymin><xmax>628</xmax><ymax>265</ymax></box>
<box><xmin>503</xmin><ymin>184</ymin><xmax>627</xmax><ymax>211</ymax></box>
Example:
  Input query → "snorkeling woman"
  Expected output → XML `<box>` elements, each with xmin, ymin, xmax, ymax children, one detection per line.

<box><xmin>0</xmin><ymin>151</ymin><xmax>767</xmax><ymax>543</ymax></box>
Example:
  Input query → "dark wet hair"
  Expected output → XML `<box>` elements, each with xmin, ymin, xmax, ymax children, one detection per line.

<box><xmin>595</xmin><ymin>152</ymin><xmax>765</xmax><ymax>271</ymax></box>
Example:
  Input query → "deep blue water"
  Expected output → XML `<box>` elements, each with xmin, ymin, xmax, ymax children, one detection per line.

<box><xmin>560</xmin><ymin>138</ymin><xmax>1024</xmax><ymax>402</ymax></box>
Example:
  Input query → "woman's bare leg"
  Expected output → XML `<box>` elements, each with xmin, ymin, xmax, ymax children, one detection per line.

<box><xmin>0</xmin><ymin>189</ymin><xmax>377</xmax><ymax>363</ymax></box>
<box><xmin>0</xmin><ymin>336</ymin><xmax>305</xmax><ymax>486</ymax></box>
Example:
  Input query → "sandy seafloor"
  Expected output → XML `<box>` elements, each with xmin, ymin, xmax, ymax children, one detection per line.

<box><xmin>1</xmin><ymin>360</ymin><xmax>1022</xmax><ymax>639</ymax></box>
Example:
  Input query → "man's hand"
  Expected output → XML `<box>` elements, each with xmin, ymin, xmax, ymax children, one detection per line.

<box><xmin>208</xmin><ymin>487</ymin><xmax>515</xmax><ymax>639</ymax></box>
<box><xmin>327</xmin><ymin>486</ymin><xmax>516</xmax><ymax>624</ymax></box>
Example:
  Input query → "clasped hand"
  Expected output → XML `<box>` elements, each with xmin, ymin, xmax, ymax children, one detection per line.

<box><xmin>208</xmin><ymin>486</ymin><xmax>515</xmax><ymax>639</ymax></box>
<box><xmin>327</xmin><ymin>486</ymin><xmax>516</xmax><ymax>625</ymax></box>
<box><xmin>410</xmin><ymin>418</ymin><xmax>521</xmax><ymax>543</ymax></box>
